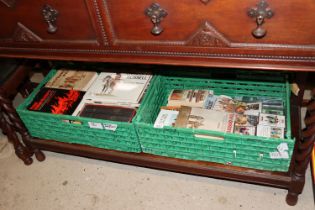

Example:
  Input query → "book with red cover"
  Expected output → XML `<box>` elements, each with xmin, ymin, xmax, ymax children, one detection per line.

<box><xmin>28</xmin><ymin>88</ymin><xmax>84</xmax><ymax>115</ymax></box>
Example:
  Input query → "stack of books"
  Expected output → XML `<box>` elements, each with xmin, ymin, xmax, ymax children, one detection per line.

<box><xmin>154</xmin><ymin>90</ymin><xmax>286</xmax><ymax>139</ymax></box>
<box><xmin>28</xmin><ymin>69</ymin><xmax>152</xmax><ymax>123</ymax></box>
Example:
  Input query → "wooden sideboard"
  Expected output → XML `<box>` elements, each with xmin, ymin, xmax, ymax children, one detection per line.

<box><xmin>0</xmin><ymin>0</ymin><xmax>315</xmax><ymax>206</ymax></box>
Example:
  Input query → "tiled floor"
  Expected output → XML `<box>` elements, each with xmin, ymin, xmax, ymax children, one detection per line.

<box><xmin>0</xmin><ymin>75</ymin><xmax>314</xmax><ymax>210</ymax></box>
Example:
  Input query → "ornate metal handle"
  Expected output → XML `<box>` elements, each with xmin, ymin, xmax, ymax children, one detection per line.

<box><xmin>145</xmin><ymin>3</ymin><xmax>168</xmax><ymax>35</ymax></box>
<box><xmin>247</xmin><ymin>0</ymin><xmax>274</xmax><ymax>39</ymax></box>
<box><xmin>42</xmin><ymin>4</ymin><xmax>58</xmax><ymax>34</ymax></box>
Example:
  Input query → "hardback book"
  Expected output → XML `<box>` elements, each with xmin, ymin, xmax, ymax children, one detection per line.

<box><xmin>153</xmin><ymin>109</ymin><xmax>179</xmax><ymax>128</ymax></box>
<box><xmin>212</xmin><ymin>95</ymin><xmax>236</xmax><ymax>113</ymax></box>
<box><xmin>259</xmin><ymin>113</ymin><xmax>286</xmax><ymax>128</ymax></box>
<box><xmin>78</xmin><ymin>103</ymin><xmax>136</xmax><ymax>122</ymax></box>
<box><xmin>28</xmin><ymin>87</ymin><xmax>84</xmax><ymax>115</ymax></box>
<box><xmin>167</xmin><ymin>89</ymin><xmax>211</xmax><ymax>108</ymax></box>
<box><xmin>234</xmin><ymin>125</ymin><xmax>256</xmax><ymax>136</ymax></box>
<box><xmin>45</xmin><ymin>69</ymin><xmax>98</xmax><ymax>91</ymax></box>
<box><xmin>256</xmin><ymin>125</ymin><xmax>284</xmax><ymax>139</ymax></box>
<box><xmin>178</xmin><ymin>108</ymin><xmax>235</xmax><ymax>133</ymax></box>
<box><xmin>83</xmin><ymin>72</ymin><xmax>151</xmax><ymax>105</ymax></box>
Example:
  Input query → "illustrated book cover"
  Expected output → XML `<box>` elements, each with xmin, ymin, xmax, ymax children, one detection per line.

<box><xmin>154</xmin><ymin>109</ymin><xmax>179</xmax><ymax>128</ymax></box>
<box><xmin>179</xmin><ymin>108</ymin><xmax>235</xmax><ymax>133</ymax></box>
<box><xmin>83</xmin><ymin>72</ymin><xmax>151</xmax><ymax>105</ymax></box>
<box><xmin>258</xmin><ymin>113</ymin><xmax>286</xmax><ymax>128</ymax></box>
<box><xmin>212</xmin><ymin>95</ymin><xmax>236</xmax><ymax>113</ymax></box>
<box><xmin>256</xmin><ymin>125</ymin><xmax>284</xmax><ymax>139</ymax></box>
<box><xmin>28</xmin><ymin>87</ymin><xmax>84</xmax><ymax>115</ymax></box>
<box><xmin>167</xmin><ymin>90</ymin><xmax>211</xmax><ymax>108</ymax></box>
<box><xmin>45</xmin><ymin>69</ymin><xmax>98</xmax><ymax>91</ymax></box>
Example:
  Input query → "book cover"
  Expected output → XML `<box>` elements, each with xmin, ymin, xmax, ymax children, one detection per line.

<box><xmin>203</xmin><ymin>94</ymin><xmax>218</xmax><ymax>109</ymax></box>
<box><xmin>78</xmin><ymin>104</ymin><xmax>136</xmax><ymax>122</ymax></box>
<box><xmin>174</xmin><ymin>106</ymin><xmax>192</xmax><ymax>128</ymax></box>
<box><xmin>154</xmin><ymin>109</ymin><xmax>179</xmax><ymax>128</ymax></box>
<box><xmin>28</xmin><ymin>88</ymin><xmax>84</xmax><ymax>115</ymax></box>
<box><xmin>45</xmin><ymin>69</ymin><xmax>98</xmax><ymax>91</ymax></box>
<box><xmin>234</xmin><ymin>102</ymin><xmax>262</xmax><ymax>116</ymax></box>
<box><xmin>167</xmin><ymin>89</ymin><xmax>211</xmax><ymax>108</ymax></box>
<box><xmin>185</xmin><ymin>108</ymin><xmax>235</xmax><ymax>133</ymax></box>
<box><xmin>259</xmin><ymin>113</ymin><xmax>286</xmax><ymax>128</ymax></box>
<box><xmin>234</xmin><ymin>114</ymin><xmax>259</xmax><ymax>127</ymax></box>
<box><xmin>212</xmin><ymin>95</ymin><xmax>236</xmax><ymax>113</ymax></box>
<box><xmin>84</xmin><ymin>72</ymin><xmax>151</xmax><ymax>105</ymax></box>
<box><xmin>234</xmin><ymin>126</ymin><xmax>256</xmax><ymax>136</ymax></box>
<box><xmin>256</xmin><ymin>125</ymin><xmax>284</xmax><ymax>139</ymax></box>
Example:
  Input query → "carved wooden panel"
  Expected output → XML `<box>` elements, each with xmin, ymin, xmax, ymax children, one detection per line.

<box><xmin>0</xmin><ymin>0</ymin><xmax>15</xmax><ymax>7</ymax></box>
<box><xmin>200</xmin><ymin>0</ymin><xmax>210</xmax><ymax>5</ymax></box>
<box><xmin>186</xmin><ymin>21</ymin><xmax>230</xmax><ymax>47</ymax></box>
<box><xmin>13</xmin><ymin>22</ymin><xmax>42</xmax><ymax>42</ymax></box>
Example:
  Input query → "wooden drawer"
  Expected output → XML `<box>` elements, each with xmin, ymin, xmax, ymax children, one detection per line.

<box><xmin>101</xmin><ymin>0</ymin><xmax>315</xmax><ymax>47</ymax></box>
<box><xmin>0</xmin><ymin>0</ymin><xmax>99</xmax><ymax>46</ymax></box>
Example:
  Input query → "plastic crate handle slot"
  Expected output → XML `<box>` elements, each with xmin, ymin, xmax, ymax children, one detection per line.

<box><xmin>61</xmin><ymin>119</ymin><xmax>83</xmax><ymax>125</ymax></box>
<box><xmin>193</xmin><ymin>133</ymin><xmax>225</xmax><ymax>141</ymax></box>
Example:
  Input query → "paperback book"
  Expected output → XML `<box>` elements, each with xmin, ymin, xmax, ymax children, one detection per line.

<box><xmin>28</xmin><ymin>87</ymin><xmax>84</xmax><ymax>115</ymax></box>
<box><xmin>45</xmin><ymin>69</ymin><xmax>98</xmax><ymax>91</ymax></box>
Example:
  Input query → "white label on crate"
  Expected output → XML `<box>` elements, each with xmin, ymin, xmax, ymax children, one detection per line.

<box><xmin>88</xmin><ymin>122</ymin><xmax>103</xmax><ymax>129</ymax></box>
<box><xmin>277</xmin><ymin>143</ymin><xmax>288</xmax><ymax>153</ymax></box>
<box><xmin>269</xmin><ymin>151</ymin><xmax>289</xmax><ymax>159</ymax></box>
<box><xmin>103</xmin><ymin>123</ymin><xmax>117</xmax><ymax>131</ymax></box>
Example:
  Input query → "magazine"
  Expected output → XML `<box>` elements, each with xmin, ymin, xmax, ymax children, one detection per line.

<box><xmin>83</xmin><ymin>72</ymin><xmax>151</xmax><ymax>105</ymax></box>
<box><xmin>45</xmin><ymin>69</ymin><xmax>98</xmax><ymax>91</ymax></box>
<box><xmin>183</xmin><ymin>108</ymin><xmax>235</xmax><ymax>133</ymax></box>
<box><xmin>256</xmin><ymin>125</ymin><xmax>284</xmax><ymax>139</ymax></box>
<box><xmin>167</xmin><ymin>89</ymin><xmax>211</xmax><ymax>108</ymax></box>
<box><xmin>28</xmin><ymin>87</ymin><xmax>84</xmax><ymax>115</ymax></box>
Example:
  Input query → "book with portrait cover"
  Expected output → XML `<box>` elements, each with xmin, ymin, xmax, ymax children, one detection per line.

<box><xmin>83</xmin><ymin>72</ymin><xmax>151</xmax><ymax>105</ymax></box>
<box><xmin>45</xmin><ymin>69</ymin><xmax>98</xmax><ymax>91</ymax></box>
<box><xmin>27</xmin><ymin>88</ymin><xmax>84</xmax><ymax>115</ymax></box>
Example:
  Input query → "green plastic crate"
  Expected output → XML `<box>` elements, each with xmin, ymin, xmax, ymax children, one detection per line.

<box><xmin>134</xmin><ymin>74</ymin><xmax>295</xmax><ymax>171</ymax></box>
<box><xmin>17</xmin><ymin>70</ymin><xmax>141</xmax><ymax>153</ymax></box>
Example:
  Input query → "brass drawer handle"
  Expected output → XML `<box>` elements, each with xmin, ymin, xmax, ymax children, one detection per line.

<box><xmin>145</xmin><ymin>3</ymin><xmax>168</xmax><ymax>35</ymax></box>
<box><xmin>42</xmin><ymin>4</ymin><xmax>58</xmax><ymax>34</ymax></box>
<box><xmin>247</xmin><ymin>0</ymin><xmax>274</xmax><ymax>39</ymax></box>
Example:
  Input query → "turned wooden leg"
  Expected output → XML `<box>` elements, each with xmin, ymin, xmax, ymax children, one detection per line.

<box><xmin>0</xmin><ymin>110</ymin><xmax>33</xmax><ymax>165</ymax></box>
<box><xmin>0</xmin><ymin>90</ymin><xmax>45</xmax><ymax>163</ymax></box>
<box><xmin>286</xmin><ymin>88</ymin><xmax>315</xmax><ymax>205</ymax></box>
